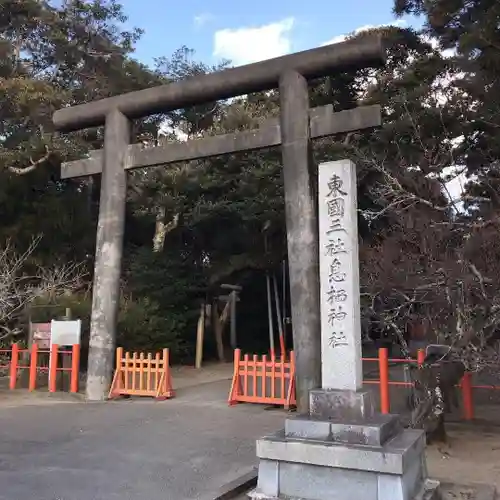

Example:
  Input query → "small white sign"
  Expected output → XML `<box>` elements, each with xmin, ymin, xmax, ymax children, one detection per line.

<box><xmin>50</xmin><ymin>320</ymin><xmax>81</xmax><ymax>346</ymax></box>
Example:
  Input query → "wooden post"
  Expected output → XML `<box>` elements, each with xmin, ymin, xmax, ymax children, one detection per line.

<box><xmin>9</xmin><ymin>343</ymin><xmax>19</xmax><ymax>390</ymax></box>
<box><xmin>230</xmin><ymin>291</ymin><xmax>237</xmax><ymax>350</ymax></box>
<box><xmin>220</xmin><ymin>285</ymin><xmax>241</xmax><ymax>352</ymax></box>
<box><xmin>86</xmin><ymin>109</ymin><xmax>130</xmax><ymax>401</ymax></box>
<box><xmin>213</xmin><ymin>299</ymin><xmax>225</xmax><ymax>362</ymax></box>
<box><xmin>61</xmin><ymin>308</ymin><xmax>72</xmax><ymax>391</ymax></box>
<box><xmin>417</xmin><ymin>349</ymin><xmax>425</xmax><ymax>366</ymax></box>
<box><xmin>29</xmin><ymin>344</ymin><xmax>38</xmax><ymax>391</ymax></box>
<box><xmin>272</xmin><ymin>275</ymin><xmax>285</xmax><ymax>359</ymax></box>
<box><xmin>266</xmin><ymin>273</ymin><xmax>275</xmax><ymax>358</ymax></box>
<box><xmin>279</xmin><ymin>71</ymin><xmax>321</xmax><ymax>413</ymax></box>
<box><xmin>49</xmin><ymin>344</ymin><xmax>59</xmax><ymax>393</ymax></box>
<box><xmin>461</xmin><ymin>372</ymin><xmax>474</xmax><ymax>421</ymax></box>
<box><xmin>195</xmin><ymin>303</ymin><xmax>205</xmax><ymax>369</ymax></box>
<box><xmin>113</xmin><ymin>347</ymin><xmax>124</xmax><ymax>396</ymax></box>
<box><xmin>379</xmin><ymin>348</ymin><xmax>390</xmax><ymax>414</ymax></box>
<box><xmin>70</xmin><ymin>344</ymin><xmax>81</xmax><ymax>393</ymax></box>
<box><xmin>228</xmin><ymin>348</ymin><xmax>241</xmax><ymax>405</ymax></box>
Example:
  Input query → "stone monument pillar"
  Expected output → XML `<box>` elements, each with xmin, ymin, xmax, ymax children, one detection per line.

<box><xmin>249</xmin><ymin>160</ymin><xmax>439</xmax><ymax>500</ymax></box>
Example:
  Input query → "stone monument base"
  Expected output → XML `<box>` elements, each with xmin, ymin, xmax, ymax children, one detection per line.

<box><xmin>249</xmin><ymin>391</ymin><xmax>440</xmax><ymax>500</ymax></box>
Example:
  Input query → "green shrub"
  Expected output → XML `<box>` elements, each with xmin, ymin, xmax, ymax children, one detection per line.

<box><xmin>117</xmin><ymin>296</ymin><xmax>189</xmax><ymax>359</ymax></box>
<box><xmin>29</xmin><ymin>292</ymin><xmax>190</xmax><ymax>361</ymax></box>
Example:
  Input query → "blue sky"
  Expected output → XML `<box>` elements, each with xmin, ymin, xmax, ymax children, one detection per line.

<box><xmin>118</xmin><ymin>0</ymin><xmax>421</xmax><ymax>68</ymax></box>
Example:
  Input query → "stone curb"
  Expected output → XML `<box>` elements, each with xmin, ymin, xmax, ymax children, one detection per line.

<box><xmin>212</xmin><ymin>468</ymin><xmax>257</xmax><ymax>500</ymax></box>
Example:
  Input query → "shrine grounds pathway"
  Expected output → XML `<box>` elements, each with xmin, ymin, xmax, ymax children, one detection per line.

<box><xmin>0</xmin><ymin>366</ymin><xmax>499</xmax><ymax>499</ymax></box>
<box><xmin>0</xmin><ymin>378</ymin><xmax>284</xmax><ymax>500</ymax></box>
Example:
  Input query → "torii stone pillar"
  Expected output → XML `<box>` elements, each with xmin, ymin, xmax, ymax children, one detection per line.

<box><xmin>279</xmin><ymin>71</ymin><xmax>321</xmax><ymax>412</ymax></box>
<box><xmin>86</xmin><ymin>110</ymin><xmax>130</xmax><ymax>400</ymax></box>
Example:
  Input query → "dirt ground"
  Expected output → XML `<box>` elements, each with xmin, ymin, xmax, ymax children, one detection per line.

<box><xmin>426</xmin><ymin>419</ymin><xmax>500</xmax><ymax>491</ymax></box>
<box><xmin>170</xmin><ymin>361</ymin><xmax>234</xmax><ymax>389</ymax></box>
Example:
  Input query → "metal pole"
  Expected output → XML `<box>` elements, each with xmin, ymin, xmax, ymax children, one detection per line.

<box><xmin>272</xmin><ymin>274</ymin><xmax>285</xmax><ymax>358</ymax></box>
<box><xmin>282</xmin><ymin>259</ymin><xmax>286</xmax><ymax>332</ymax></box>
<box><xmin>230</xmin><ymin>291</ymin><xmax>237</xmax><ymax>349</ymax></box>
<box><xmin>266</xmin><ymin>274</ymin><xmax>275</xmax><ymax>358</ymax></box>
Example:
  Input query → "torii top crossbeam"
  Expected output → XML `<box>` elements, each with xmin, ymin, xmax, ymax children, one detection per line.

<box><xmin>52</xmin><ymin>35</ymin><xmax>385</xmax><ymax>132</ymax></box>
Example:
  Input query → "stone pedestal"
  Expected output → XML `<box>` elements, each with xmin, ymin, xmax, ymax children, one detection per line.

<box><xmin>249</xmin><ymin>393</ymin><xmax>439</xmax><ymax>500</ymax></box>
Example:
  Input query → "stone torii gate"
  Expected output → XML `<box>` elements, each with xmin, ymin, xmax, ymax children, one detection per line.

<box><xmin>53</xmin><ymin>35</ymin><xmax>385</xmax><ymax>404</ymax></box>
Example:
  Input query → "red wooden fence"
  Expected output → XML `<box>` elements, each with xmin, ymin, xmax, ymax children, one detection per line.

<box><xmin>366</xmin><ymin>348</ymin><xmax>481</xmax><ymax>420</ymax></box>
<box><xmin>108</xmin><ymin>347</ymin><xmax>174</xmax><ymax>400</ymax></box>
<box><xmin>8</xmin><ymin>343</ymin><xmax>80</xmax><ymax>393</ymax></box>
<box><xmin>230</xmin><ymin>347</ymin><xmax>500</xmax><ymax>419</ymax></box>
<box><xmin>228</xmin><ymin>349</ymin><xmax>296</xmax><ymax>409</ymax></box>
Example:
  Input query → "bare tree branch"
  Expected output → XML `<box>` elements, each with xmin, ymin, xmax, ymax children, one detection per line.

<box><xmin>8</xmin><ymin>145</ymin><xmax>50</xmax><ymax>175</ymax></box>
<box><xmin>0</xmin><ymin>237</ymin><xmax>86</xmax><ymax>341</ymax></box>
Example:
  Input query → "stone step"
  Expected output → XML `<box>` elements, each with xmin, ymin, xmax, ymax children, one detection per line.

<box><xmin>285</xmin><ymin>413</ymin><xmax>402</xmax><ymax>446</ymax></box>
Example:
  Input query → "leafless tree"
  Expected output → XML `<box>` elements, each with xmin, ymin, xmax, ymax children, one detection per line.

<box><xmin>348</xmin><ymin>96</ymin><xmax>500</xmax><ymax>440</ymax></box>
<box><xmin>0</xmin><ymin>236</ymin><xmax>86</xmax><ymax>342</ymax></box>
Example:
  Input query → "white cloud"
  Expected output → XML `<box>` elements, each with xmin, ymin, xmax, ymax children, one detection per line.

<box><xmin>194</xmin><ymin>13</ymin><xmax>214</xmax><ymax>29</ymax></box>
<box><xmin>418</xmin><ymin>36</ymin><xmax>463</xmax><ymax>107</ymax></box>
<box><xmin>322</xmin><ymin>19</ymin><xmax>407</xmax><ymax>46</ymax></box>
<box><xmin>420</xmin><ymin>34</ymin><xmax>456</xmax><ymax>59</ymax></box>
<box><xmin>213</xmin><ymin>17</ymin><xmax>294</xmax><ymax>66</ymax></box>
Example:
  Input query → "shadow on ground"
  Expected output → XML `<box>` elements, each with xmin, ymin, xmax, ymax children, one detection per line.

<box><xmin>0</xmin><ymin>379</ymin><xmax>284</xmax><ymax>500</ymax></box>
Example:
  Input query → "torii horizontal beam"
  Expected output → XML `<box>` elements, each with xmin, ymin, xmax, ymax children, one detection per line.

<box><xmin>53</xmin><ymin>35</ymin><xmax>385</xmax><ymax>132</ymax></box>
<box><xmin>61</xmin><ymin>104</ymin><xmax>381</xmax><ymax>179</ymax></box>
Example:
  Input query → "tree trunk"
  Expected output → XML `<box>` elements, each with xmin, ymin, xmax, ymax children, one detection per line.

<box><xmin>152</xmin><ymin>206</ymin><xmax>179</xmax><ymax>252</ymax></box>
<box><xmin>410</xmin><ymin>357</ymin><xmax>465</xmax><ymax>442</ymax></box>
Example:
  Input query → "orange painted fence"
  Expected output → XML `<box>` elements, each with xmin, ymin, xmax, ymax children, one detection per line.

<box><xmin>229</xmin><ymin>347</ymin><xmax>500</xmax><ymax>419</ymax></box>
<box><xmin>364</xmin><ymin>348</ymin><xmax>426</xmax><ymax>416</ymax></box>
<box><xmin>7</xmin><ymin>343</ymin><xmax>80</xmax><ymax>393</ymax></box>
<box><xmin>228</xmin><ymin>349</ymin><xmax>296</xmax><ymax>409</ymax></box>
<box><xmin>366</xmin><ymin>347</ymin><xmax>486</xmax><ymax>421</ymax></box>
<box><xmin>108</xmin><ymin>347</ymin><xmax>174</xmax><ymax>400</ymax></box>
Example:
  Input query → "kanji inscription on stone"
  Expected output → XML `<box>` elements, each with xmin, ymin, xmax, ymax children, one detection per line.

<box><xmin>318</xmin><ymin>160</ymin><xmax>363</xmax><ymax>391</ymax></box>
